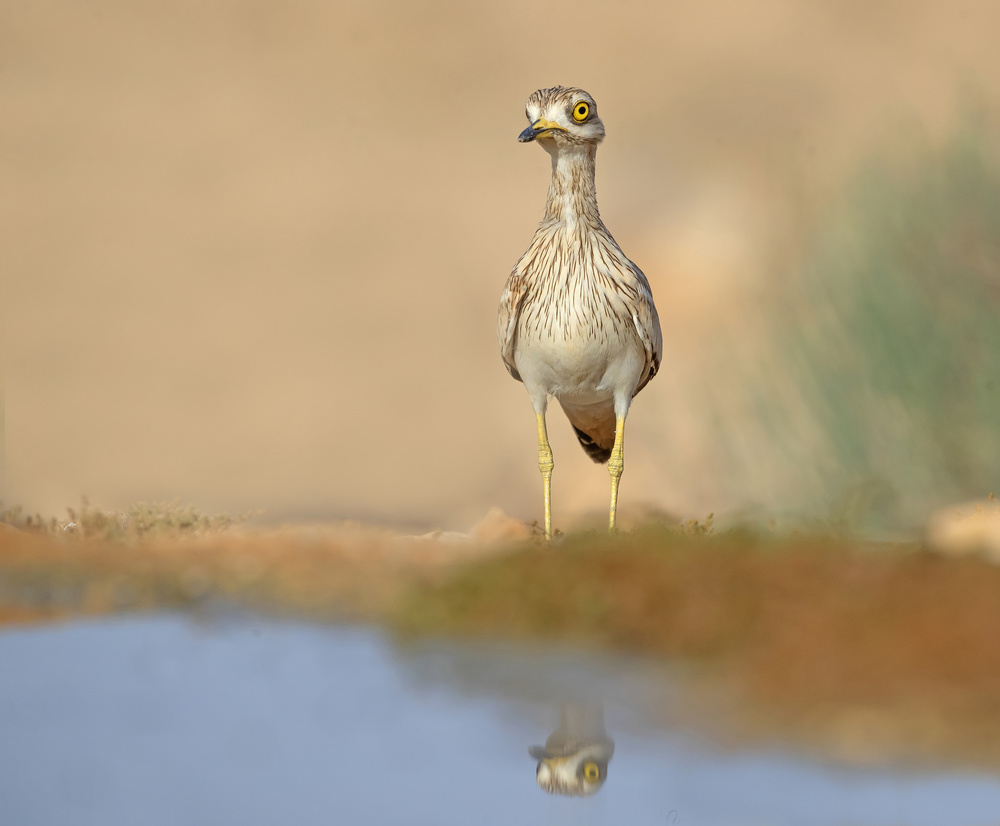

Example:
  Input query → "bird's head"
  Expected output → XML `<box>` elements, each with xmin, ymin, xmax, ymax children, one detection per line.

<box><xmin>518</xmin><ymin>86</ymin><xmax>606</xmax><ymax>148</ymax></box>
<box><xmin>529</xmin><ymin>740</ymin><xmax>614</xmax><ymax>796</ymax></box>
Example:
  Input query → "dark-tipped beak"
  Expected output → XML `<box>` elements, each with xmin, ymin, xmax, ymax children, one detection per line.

<box><xmin>518</xmin><ymin>125</ymin><xmax>541</xmax><ymax>142</ymax></box>
<box><xmin>517</xmin><ymin>118</ymin><xmax>565</xmax><ymax>143</ymax></box>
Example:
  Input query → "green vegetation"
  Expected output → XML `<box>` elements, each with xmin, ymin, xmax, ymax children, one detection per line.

<box><xmin>767</xmin><ymin>116</ymin><xmax>1000</xmax><ymax>530</ymax></box>
<box><xmin>395</xmin><ymin>526</ymin><xmax>893</xmax><ymax>664</ymax></box>
<box><xmin>390</xmin><ymin>525</ymin><xmax>1000</xmax><ymax>766</ymax></box>
<box><xmin>393</xmin><ymin>525</ymin><xmax>1000</xmax><ymax>723</ymax></box>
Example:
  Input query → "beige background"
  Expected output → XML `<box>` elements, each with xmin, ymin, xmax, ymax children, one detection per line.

<box><xmin>3</xmin><ymin>0</ymin><xmax>999</xmax><ymax>530</ymax></box>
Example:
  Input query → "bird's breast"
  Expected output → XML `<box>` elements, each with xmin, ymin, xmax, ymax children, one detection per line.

<box><xmin>511</xmin><ymin>227</ymin><xmax>648</xmax><ymax>400</ymax></box>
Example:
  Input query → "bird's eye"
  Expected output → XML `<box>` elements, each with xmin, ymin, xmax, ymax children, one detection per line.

<box><xmin>583</xmin><ymin>761</ymin><xmax>600</xmax><ymax>782</ymax></box>
<box><xmin>572</xmin><ymin>101</ymin><xmax>590</xmax><ymax>122</ymax></box>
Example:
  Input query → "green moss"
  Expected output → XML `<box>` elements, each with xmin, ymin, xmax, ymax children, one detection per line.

<box><xmin>394</xmin><ymin>528</ymin><xmax>821</xmax><ymax>656</ymax></box>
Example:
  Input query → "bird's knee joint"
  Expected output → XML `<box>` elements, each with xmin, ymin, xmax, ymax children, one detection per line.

<box><xmin>608</xmin><ymin>457</ymin><xmax>623</xmax><ymax>478</ymax></box>
<box><xmin>538</xmin><ymin>451</ymin><xmax>554</xmax><ymax>474</ymax></box>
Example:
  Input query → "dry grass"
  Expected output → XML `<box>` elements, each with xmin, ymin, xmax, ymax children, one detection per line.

<box><xmin>0</xmin><ymin>502</ymin><xmax>507</xmax><ymax>624</ymax></box>
<box><xmin>0</xmin><ymin>498</ymin><xmax>255</xmax><ymax>540</ymax></box>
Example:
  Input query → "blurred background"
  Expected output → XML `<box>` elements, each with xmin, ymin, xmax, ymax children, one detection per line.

<box><xmin>3</xmin><ymin>0</ymin><xmax>999</xmax><ymax>533</ymax></box>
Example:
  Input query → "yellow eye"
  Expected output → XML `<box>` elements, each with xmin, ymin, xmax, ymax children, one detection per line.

<box><xmin>572</xmin><ymin>101</ymin><xmax>590</xmax><ymax>122</ymax></box>
<box><xmin>583</xmin><ymin>761</ymin><xmax>600</xmax><ymax>781</ymax></box>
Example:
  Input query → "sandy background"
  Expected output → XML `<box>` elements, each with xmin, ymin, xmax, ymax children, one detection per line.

<box><xmin>3</xmin><ymin>0</ymin><xmax>999</xmax><ymax>531</ymax></box>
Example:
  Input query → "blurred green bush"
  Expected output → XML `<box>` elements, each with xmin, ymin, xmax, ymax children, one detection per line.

<box><xmin>782</xmin><ymin>115</ymin><xmax>1000</xmax><ymax>530</ymax></box>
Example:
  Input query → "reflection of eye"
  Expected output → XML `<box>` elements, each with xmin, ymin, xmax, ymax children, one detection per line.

<box><xmin>583</xmin><ymin>761</ymin><xmax>600</xmax><ymax>782</ymax></box>
<box><xmin>572</xmin><ymin>101</ymin><xmax>590</xmax><ymax>122</ymax></box>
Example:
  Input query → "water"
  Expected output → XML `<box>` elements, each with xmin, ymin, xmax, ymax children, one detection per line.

<box><xmin>2</xmin><ymin>614</ymin><xmax>999</xmax><ymax>825</ymax></box>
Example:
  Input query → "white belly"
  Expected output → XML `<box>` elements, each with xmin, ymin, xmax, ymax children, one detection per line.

<box><xmin>514</xmin><ymin>327</ymin><xmax>644</xmax><ymax>405</ymax></box>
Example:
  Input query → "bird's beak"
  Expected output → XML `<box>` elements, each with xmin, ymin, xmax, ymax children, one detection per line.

<box><xmin>540</xmin><ymin>755</ymin><xmax>570</xmax><ymax>768</ymax></box>
<box><xmin>518</xmin><ymin>118</ymin><xmax>565</xmax><ymax>142</ymax></box>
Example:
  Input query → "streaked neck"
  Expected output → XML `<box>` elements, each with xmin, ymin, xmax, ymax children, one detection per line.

<box><xmin>542</xmin><ymin>143</ymin><xmax>601</xmax><ymax>229</ymax></box>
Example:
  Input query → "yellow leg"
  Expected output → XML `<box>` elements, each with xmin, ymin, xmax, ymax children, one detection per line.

<box><xmin>536</xmin><ymin>413</ymin><xmax>554</xmax><ymax>540</ymax></box>
<box><xmin>608</xmin><ymin>416</ymin><xmax>625</xmax><ymax>532</ymax></box>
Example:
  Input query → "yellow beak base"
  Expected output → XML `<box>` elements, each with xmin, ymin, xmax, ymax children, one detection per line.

<box><xmin>518</xmin><ymin>118</ymin><xmax>566</xmax><ymax>142</ymax></box>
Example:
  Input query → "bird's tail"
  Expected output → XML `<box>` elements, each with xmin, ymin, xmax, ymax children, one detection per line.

<box><xmin>571</xmin><ymin>425</ymin><xmax>612</xmax><ymax>464</ymax></box>
<box><xmin>559</xmin><ymin>400</ymin><xmax>616</xmax><ymax>465</ymax></box>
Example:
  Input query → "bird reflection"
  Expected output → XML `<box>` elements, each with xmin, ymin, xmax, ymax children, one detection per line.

<box><xmin>529</xmin><ymin>704</ymin><xmax>614</xmax><ymax>796</ymax></box>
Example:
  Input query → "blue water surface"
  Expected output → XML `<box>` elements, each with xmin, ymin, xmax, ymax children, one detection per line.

<box><xmin>1</xmin><ymin>614</ymin><xmax>999</xmax><ymax>826</ymax></box>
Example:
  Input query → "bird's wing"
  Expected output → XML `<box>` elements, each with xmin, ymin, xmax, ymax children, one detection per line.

<box><xmin>497</xmin><ymin>269</ymin><xmax>527</xmax><ymax>382</ymax></box>
<box><xmin>627</xmin><ymin>265</ymin><xmax>662</xmax><ymax>397</ymax></box>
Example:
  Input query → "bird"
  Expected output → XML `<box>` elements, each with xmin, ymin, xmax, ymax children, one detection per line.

<box><xmin>497</xmin><ymin>86</ymin><xmax>662</xmax><ymax>538</ymax></box>
<box><xmin>529</xmin><ymin>704</ymin><xmax>615</xmax><ymax>796</ymax></box>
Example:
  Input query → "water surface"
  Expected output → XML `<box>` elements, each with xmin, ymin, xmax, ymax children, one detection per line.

<box><xmin>2</xmin><ymin>614</ymin><xmax>999</xmax><ymax>825</ymax></box>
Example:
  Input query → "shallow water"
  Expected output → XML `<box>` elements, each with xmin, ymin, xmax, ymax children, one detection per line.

<box><xmin>2</xmin><ymin>614</ymin><xmax>999</xmax><ymax>825</ymax></box>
